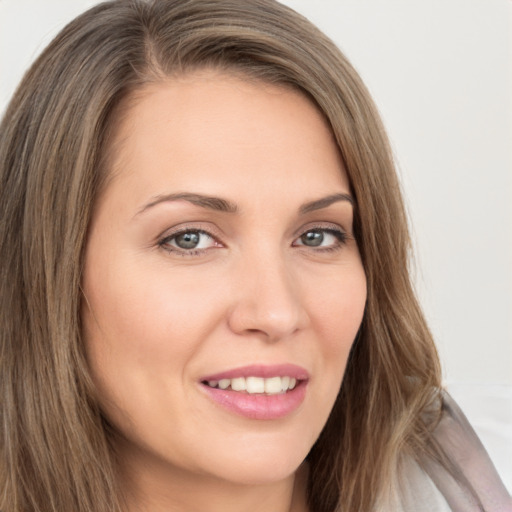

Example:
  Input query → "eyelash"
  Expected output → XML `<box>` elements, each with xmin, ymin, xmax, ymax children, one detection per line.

<box><xmin>157</xmin><ymin>224</ymin><xmax>348</xmax><ymax>257</ymax></box>
<box><xmin>158</xmin><ymin>227</ymin><xmax>218</xmax><ymax>257</ymax></box>
<box><xmin>293</xmin><ymin>227</ymin><xmax>348</xmax><ymax>252</ymax></box>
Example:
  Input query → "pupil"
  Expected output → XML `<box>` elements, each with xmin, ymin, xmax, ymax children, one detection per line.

<box><xmin>176</xmin><ymin>232</ymin><xmax>200</xmax><ymax>249</ymax></box>
<box><xmin>302</xmin><ymin>231</ymin><xmax>323</xmax><ymax>246</ymax></box>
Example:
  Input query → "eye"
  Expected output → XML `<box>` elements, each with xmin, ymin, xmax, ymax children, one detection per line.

<box><xmin>159</xmin><ymin>229</ymin><xmax>219</xmax><ymax>253</ymax></box>
<box><xmin>293</xmin><ymin>228</ymin><xmax>347</xmax><ymax>249</ymax></box>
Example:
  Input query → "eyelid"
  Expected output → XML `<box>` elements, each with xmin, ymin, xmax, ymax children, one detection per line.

<box><xmin>154</xmin><ymin>220</ymin><xmax>351</xmax><ymax>257</ymax></box>
<box><xmin>294</xmin><ymin>221</ymin><xmax>349</xmax><ymax>239</ymax></box>
<box><xmin>157</xmin><ymin>223</ymin><xmax>225</xmax><ymax>255</ymax></box>
<box><xmin>292</xmin><ymin>222</ymin><xmax>350</xmax><ymax>250</ymax></box>
<box><xmin>157</xmin><ymin>222</ymin><xmax>223</xmax><ymax>241</ymax></box>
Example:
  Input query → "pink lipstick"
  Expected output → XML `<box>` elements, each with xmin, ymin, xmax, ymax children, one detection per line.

<box><xmin>200</xmin><ymin>364</ymin><xmax>309</xmax><ymax>420</ymax></box>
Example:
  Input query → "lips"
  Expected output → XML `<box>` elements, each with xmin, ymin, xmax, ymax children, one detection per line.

<box><xmin>199</xmin><ymin>364</ymin><xmax>309</xmax><ymax>420</ymax></box>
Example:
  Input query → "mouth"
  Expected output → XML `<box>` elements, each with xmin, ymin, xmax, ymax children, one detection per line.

<box><xmin>199</xmin><ymin>365</ymin><xmax>309</xmax><ymax>420</ymax></box>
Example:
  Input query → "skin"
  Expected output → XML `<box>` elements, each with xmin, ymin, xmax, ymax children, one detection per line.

<box><xmin>81</xmin><ymin>70</ymin><xmax>367</xmax><ymax>512</ymax></box>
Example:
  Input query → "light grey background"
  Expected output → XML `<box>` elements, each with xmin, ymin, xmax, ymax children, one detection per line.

<box><xmin>1</xmin><ymin>0</ymin><xmax>511</xmax><ymax>489</ymax></box>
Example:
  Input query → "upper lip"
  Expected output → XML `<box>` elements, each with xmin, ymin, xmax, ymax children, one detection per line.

<box><xmin>200</xmin><ymin>364</ymin><xmax>310</xmax><ymax>382</ymax></box>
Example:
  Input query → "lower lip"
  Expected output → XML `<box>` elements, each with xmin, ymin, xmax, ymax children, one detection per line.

<box><xmin>200</xmin><ymin>381</ymin><xmax>307</xmax><ymax>420</ymax></box>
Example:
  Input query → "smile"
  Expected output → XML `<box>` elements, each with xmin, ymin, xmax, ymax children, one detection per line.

<box><xmin>204</xmin><ymin>376</ymin><xmax>298</xmax><ymax>395</ymax></box>
<box><xmin>200</xmin><ymin>365</ymin><xmax>309</xmax><ymax>420</ymax></box>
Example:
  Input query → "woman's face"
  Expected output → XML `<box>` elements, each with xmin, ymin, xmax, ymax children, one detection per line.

<box><xmin>82</xmin><ymin>71</ymin><xmax>366</xmax><ymax>489</ymax></box>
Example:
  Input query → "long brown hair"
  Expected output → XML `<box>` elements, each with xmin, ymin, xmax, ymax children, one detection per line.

<box><xmin>0</xmin><ymin>1</ymin><xmax>443</xmax><ymax>510</ymax></box>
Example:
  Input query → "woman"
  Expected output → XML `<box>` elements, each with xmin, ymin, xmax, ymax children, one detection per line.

<box><xmin>0</xmin><ymin>1</ymin><xmax>509</xmax><ymax>511</ymax></box>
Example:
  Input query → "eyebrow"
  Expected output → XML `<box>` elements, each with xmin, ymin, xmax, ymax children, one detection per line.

<box><xmin>299</xmin><ymin>193</ymin><xmax>354</xmax><ymax>214</ymax></box>
<box><xmin>136</xmin><ymin>192</ymin><xmax>239</xmax><ymax>216</ymax></box>
<box><xmin>136</xmin><ymin>191</ymin><xmax>354</xmax><ymax>217</ymax></box>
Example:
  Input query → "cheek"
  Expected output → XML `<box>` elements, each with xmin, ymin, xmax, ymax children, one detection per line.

<box><xmin>81</xmin><ymin>252</ymin><xmax>237</xmax><ymax>421</ymax></box>
<box><xmin>80</xmin><ymin>262</ymin><xmax>220</xmax><ymax>440</ymax></box>
<box><xmin>307</xmin><ymin>264</ymin><xmax>366</xmax><ymax>395</ymax></box>
<box><xmin>82</xmin><ymin>265</ymin><xmax>213</xmax><ymax>368</ymax></box>
<box><xmin>310</xmin><ymin>265</ymin><xmax>366</xmax><ymax>349</ymax></box>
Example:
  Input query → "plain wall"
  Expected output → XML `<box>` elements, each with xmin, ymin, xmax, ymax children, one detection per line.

<box><xmin>1</xmin><ymin>0</ymin><xmax>511</xmax><ymax>385</ymax></box>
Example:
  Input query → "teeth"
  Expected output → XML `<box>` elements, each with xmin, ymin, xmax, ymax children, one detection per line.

<box><xmin>218</xmin><ymin>379</ymin><xmax>230</xmax><ymax>390</ymax></box>
<box><xmin>205</xmin><ymin>376</ymin><xmax>299</xmax><ymax>395</ymax></box>
<box><xmin>246</xmin><ymin>377</ymin><xmax>265</xmax><ymax>394</ymax></box>
<box><xmin>265</xmin><ymin>376</ymin><xmax>282</xmax><ymax>394</ymax></box>
<box><xmin>231</xmin><ymin>377</ymin><xmax>246</xmax><ymax>391</ymax></box>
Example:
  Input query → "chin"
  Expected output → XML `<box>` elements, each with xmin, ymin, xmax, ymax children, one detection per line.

<box><xmin>188</xmin><ymin>431</ymin><xmax>313</xmax><ymax>486</ymax></box>
<box><xmin>207</xmin><ymin>458</ymin><xmax>303</xmax><ymax>487</ymax></box>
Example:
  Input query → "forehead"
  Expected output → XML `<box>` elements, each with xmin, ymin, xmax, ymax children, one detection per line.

<box><xmin>101</xmin><ymin>70</ymin><xmax>349</xmax><ymax>208</ymax></box>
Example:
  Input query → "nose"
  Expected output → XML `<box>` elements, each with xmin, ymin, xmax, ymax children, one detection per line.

<box><xmin>227</xmin><ymin>252</ymin><xmax>309</xmax><ymax>341</ymax></box>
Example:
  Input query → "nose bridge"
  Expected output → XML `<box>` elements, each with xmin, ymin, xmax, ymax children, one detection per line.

<box><xmin>228</xmin><ymin>243</ymin><xmax>306</xmax><ymax>340</ymax></box>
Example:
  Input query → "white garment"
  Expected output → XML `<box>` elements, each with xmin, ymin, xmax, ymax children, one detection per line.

<box><xmin>394</xmin><ymin>457</ymin><xmax>452</xmax><ymax>512</ymax></box>
<box><xmin>393</xmin><ymin>393</ymin><xmax>512</xmax><ymax>512</ymax></box>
